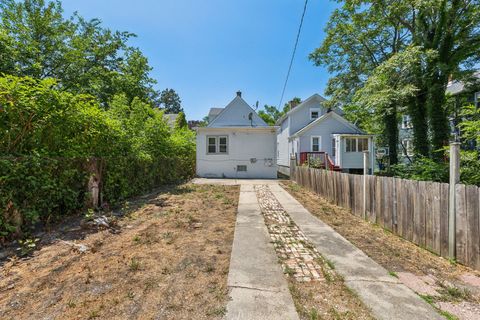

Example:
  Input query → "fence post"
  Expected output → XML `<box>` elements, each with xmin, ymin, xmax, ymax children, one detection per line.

<box><xmin>363</xmin><ymin>151</ymin><xmax>370</xmax><ymax>220</ymax></box>
<box><xmin>449</xmin><ymin>142</ymin><xmax>460</xmax><ymax>259</ymax></box>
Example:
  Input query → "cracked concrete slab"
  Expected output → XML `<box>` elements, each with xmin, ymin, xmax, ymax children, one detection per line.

<box><xmin>226</xmin><ymin>184</ymin><xmax>299</xmax><ymax>320</ymax></box>
<box><xmin>272</xmin><ymin>185</ymin><xmax>443</xmax><ymax>320</ymax></box>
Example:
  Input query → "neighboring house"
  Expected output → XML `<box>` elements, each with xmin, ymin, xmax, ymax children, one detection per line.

<box><xmin>163</xmin><ymin>114</ymin><xmax>178</xmax><ymax>128</ymax></box>
<box><xmin>276</xmin><ymin>94</ymin><xmax>375</xmax><ymax>175</ymax></box>
<box><xmin>399</xmin><ymin>72</ymin><xmax>480</xmax><ymax>162</ymax></box>
<box><xmin>195</xmin><ymin>91</ymin><xmax>277</xmax><ymax>178</ymax></box>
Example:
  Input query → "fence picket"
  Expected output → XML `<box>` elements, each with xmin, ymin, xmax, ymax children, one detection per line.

<box><xmin>291</xmin><ymin>166</ymin><xmax>480</xmax><ymax>271</ymax></box>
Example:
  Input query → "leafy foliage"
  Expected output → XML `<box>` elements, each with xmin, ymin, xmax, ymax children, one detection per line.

<box><xmin>0</xmin><ymin>75</ymin><xmax>195</xmax><ymax>238</ymax></box>
<box><xmin>159</xmin><ymin>88</ymin><xmax>183</xmax><ymax>113</ymax></box>
<box><xmin>0</xmin><ymin>0</ymin><xmax>161</xmax><ymax>107</ymax></box>
<box><xmin>313</xmin><ymin>0</ymin><xmax>480</xmax><ymax>160</ymax></box>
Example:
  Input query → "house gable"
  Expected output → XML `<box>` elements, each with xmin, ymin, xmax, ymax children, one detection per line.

<box><xmin>207</xmin><ymin>95</ymin><xmax>268</xmax><ymax>128</ymax></box>
<box><xmin>292</xmin><ymin>111</ymin><xmax>363</xmax><ymax>138</ymax></box>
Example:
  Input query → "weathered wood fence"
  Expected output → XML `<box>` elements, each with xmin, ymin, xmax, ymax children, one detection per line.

<box><xmin>291</xmin><ymin>165</ymin><xmax>480</xmax><ymax>271</ymax></box>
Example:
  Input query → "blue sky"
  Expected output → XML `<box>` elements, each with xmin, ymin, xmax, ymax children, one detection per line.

<box><xmin>61</xmin><ymin>0</ymin><xmax>338</xmax><ymax>120</ymax></box>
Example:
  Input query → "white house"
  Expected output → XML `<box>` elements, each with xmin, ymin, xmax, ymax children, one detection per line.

<box><xmin>196</xmin><ymin>91</ymin><xmax>277</xmax><ymax>179</ymax></box>
<box><xmin>276</xmin><ymin>94</ymin><xmax>375</xmax><ymax>174</ymax></box>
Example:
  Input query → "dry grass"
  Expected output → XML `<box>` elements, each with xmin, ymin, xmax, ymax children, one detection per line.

<box><xmin>0</xmin><ymin>184</ymin><xmax>239</xmax><ymax>320</ymax></box>
<box><xmin>288</xmin><ymin>276</ymin><xmax>373</xmax><ymax>320</ymax></box>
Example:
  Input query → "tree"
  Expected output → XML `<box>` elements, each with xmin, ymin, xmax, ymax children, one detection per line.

<box><xmin>159</xmin><ymin>88</ymin><xmax>183</xmax><ymax>113</ymax></box>
<box><xmin>0</xmin><ymin>0</ymin><xmax>159</xmax><ymax>107</ymax></box>
<box><xmin>174</xmin><ymin>112</ymin><xmax>188</xmax><ymax>130</ymax></box>
<box><xmin>258</xmin><ymin>105</ymin><xmax>283</xmax><ymax>125</ymax></box>
<box><xmin>311</xmin><ymin>0</ymin><xmax>480</xmax><ymax>160</ymax></box>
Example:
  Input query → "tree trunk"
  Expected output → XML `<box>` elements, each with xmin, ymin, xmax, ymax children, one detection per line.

<box><xmin>384</xmin><ymin>106</ymin><xmax>399</xmax><ymax>165</ymax></box>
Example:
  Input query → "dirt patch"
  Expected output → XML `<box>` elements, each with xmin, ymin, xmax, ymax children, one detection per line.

<box><xmin>281</xmin><ymin>180</ymin><xmax>480</xmax><ymax>319</ymax></box>
<box><xmin>255</xmin><ymin>185</ymin><xmax>372</xmax><ymax>319</ymax></box>
<box><xmin>0</xmin><ymin>184</ymin><xmax>239</xmax><ymax>320</ymax></box>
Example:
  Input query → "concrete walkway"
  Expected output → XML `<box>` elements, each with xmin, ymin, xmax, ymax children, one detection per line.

<box><xmin>225</xmin><ymin>184</ymin><xmax>299</xmax><ymax>320</ymax></box>
<box><xmin>269</xmin><ymin>184</ymin><xmax>444</xmax><ymax>320</ymax></box>
<box><xmin>191</xmin><ymin>178</ymin><xmax>278</xmax><ymax>186</ymax></box>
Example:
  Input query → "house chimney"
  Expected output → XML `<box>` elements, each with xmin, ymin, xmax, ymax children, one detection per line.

<box><xmin>236</xmin><ymin>91</ymin><xmax>242</xmax><ymax>98</ymax></box>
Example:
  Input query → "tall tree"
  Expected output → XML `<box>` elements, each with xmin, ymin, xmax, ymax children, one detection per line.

<box><xmin>174</xmin><ymin>112</ymin><xmax>188</xmax><ymax>130</ymax></box>
<box><xmin>312</xmin><ymin>0</ymin><xmax>480</xmax><ymax>160</ymax></box>
<box><xmin>0</xmin><ymin>0</ymin><xmax>160</xmax><ymax>107</ymax></box>
<box><xmin>159</xmin><ymin>88</ymin><xmax>183</xmax><ymax>113</ymax></box>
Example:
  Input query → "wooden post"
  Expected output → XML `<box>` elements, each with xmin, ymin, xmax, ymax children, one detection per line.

<box><xmin>449</xmin><ymin>142</ymin><xmax>460</xmax><ymax>259</ymax></box>
<box><xmin>363</xmin><ymin>151</ymin><xmax>369</xmax><ymax>220</ymax></box>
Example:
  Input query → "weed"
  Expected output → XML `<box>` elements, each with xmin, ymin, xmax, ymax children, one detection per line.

<box><xmin>162</xmin><ymin>232</ymin><xmax>174</xmax><ymax>244</ymax></box>
<box><xmin>206</xmin><ymin>306</ymin><xmax>226</xmax><ymax>316</ymax></box>
<box><xmin>66</xmin><ymin>300</ymin><xmax>76</xmax><ymax>308</ymax></box>
<box><xmin>132</xmin><ymin>235</ymin><xmax>141</xmax><ymax>243</ymax></box>
<box><xmin>204</xmin><ymin>263</ymin><xmax>215</xmax><ymax>273</ymax></box>
<box><xmin>309</xmin><ymin>307</ymin><xmax>319</xmax><ymax>320</ymax></box>
<box><xmin>129</xmin><ymin>257</ymin><xmax>141</xmax><ymax>271</ymax></box>
<box><xmin>17</xmin><ymin>238</ymin><xmax>39</xmax><ymax>256</ymax></box>
<box><xmin>438</xmin><ymin>284</ymin><xmax>471</xmax><ymax>301</ymax></box>
<box><xmin>126</xmin><ymin>290</ymin><xmax>135</xmax><ymax>299</ymax></box>
<box><xmin>284</xmin><ymin>265</ymin><xmax>296</xmax><ymax>277</ymax></box>
<box><xmin>85</xmin><ymin>209</ymin><xmax>95</xmax><ymax>221</ymax></box>
<box><xmin>388</xmin><ymin>271</ymin><xmax>398</xmax><ymax>278</ymax></box>
<box><xmin>420</xmin><ymin>295</ymin><xmax>458</xmax><ymax>320</ymax></box>
<box><xmin>88</xmin><ymin>310</ymin><xmax>100</xmax><ymax>319</ymax></box>
<box><xmin>325</xmin><ymin>258</ymin><xmax>335</xmax><ymax>270</ymax></box>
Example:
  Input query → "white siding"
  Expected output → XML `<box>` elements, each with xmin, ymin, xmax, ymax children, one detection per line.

<box><xmin>289</xmin><ymin>99</ymin><xmax>328</xmax><ymax>135</ymax></box>
<box><xmin>208</xmin><ymin>96</ymin><xmax>267</xmax><ymax>128</ymax></box>
<box><xmin>196</xmin><ymin>129</ymin><xmax>277</xmax><ymax>178</ymax></box>
<box><xmin>298</xmin><ymin>116</ymin><xmax>358</xmax><ymax>164</ymax></box>
<box><xmin>276</xmin><ymin>119</ymin><xmax>290</xmax><ymax>166</ymax></box>
<box><xmin>338</xmin><ymin>136</ymin><xmax>375</xmax><ymax>170</ymax></box>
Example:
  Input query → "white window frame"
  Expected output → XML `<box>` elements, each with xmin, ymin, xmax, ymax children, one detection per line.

<box><xmin>311</xmin><ymin>136</ymin><xmax>321</xmax><ymax>152</ymax></box>
<box><xmin>402</xmin><ymin>139</ymin><xmax>414</xmax><ymax>156</ymax></box>
<box><xmin>331</xmin><ymin>138</ymin><xmax>336</xmax><ymax>157</ymax></box>
<box><xmin>401</xmin><ymin>115</ymin><xmax>413</xmax><ymax>129</ymax></box>
<box><xmin>310</xmin><ymin>108</ymin><xmax>321</xmax><ymax>120</ymax></box>
<box><xmin>206</xmin><ymin>135</ymin><xmax>228</xmax><ymax>155</ymax></box>
<box><xmin>345</xmin><ymin>137</ymin><xmax>369</xmax><ymax>153</ymax></box>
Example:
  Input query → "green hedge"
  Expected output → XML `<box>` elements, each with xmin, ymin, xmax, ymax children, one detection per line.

<box><xmin>0</xmin><ymin>75</ymin><xmax>195</xmax><ymax>239</ymax></box>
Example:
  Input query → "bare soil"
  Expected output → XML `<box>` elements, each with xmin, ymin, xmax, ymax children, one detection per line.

<box><xmin>0</xmin><ymin>183</ymin><xmax>239</xmax><ymax>320</ymax></box>
<box><xmin>281</xmin><ymin>180</ymin><xmax>480</xmax><ymax>319</ymax></box>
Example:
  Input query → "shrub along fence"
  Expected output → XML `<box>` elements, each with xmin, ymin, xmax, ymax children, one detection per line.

<box><xmin>291</xmin><ymin>164</ymin><xmax>480</xmax><ymax>271</ymax></box>
<box><xmin>0</xmin><ymin>155</ymin><xmax>195</xmax><ymax>239</ymax></box>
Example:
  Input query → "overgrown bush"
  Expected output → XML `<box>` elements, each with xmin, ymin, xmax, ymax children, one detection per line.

<box><xmin>0</xmin><ymin>76</ymin><xmax>195</xmax><ymax>239</ymax></box>
<box><xmin>388</xmin><ymin>157</ymin><xmax>449</xmax><ymax>183</ymax></box>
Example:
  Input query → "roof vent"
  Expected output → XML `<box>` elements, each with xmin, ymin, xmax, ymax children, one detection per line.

<box><xmin>236</xmin><ymin>90</ymin><xmax>242</xmax><ymax>97</ymax></box>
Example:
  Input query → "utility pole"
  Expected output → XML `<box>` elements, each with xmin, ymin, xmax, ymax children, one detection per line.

<box><xmin>448</xmin><ymin>142</ymin><xmax>460</xmax><ymax>259</ymax></box>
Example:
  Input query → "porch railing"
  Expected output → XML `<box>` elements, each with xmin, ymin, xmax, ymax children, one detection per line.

<box><xmin>299</xmin><ymin>152</ymin><xmax>339</xmax><ymax>171</ymax></box>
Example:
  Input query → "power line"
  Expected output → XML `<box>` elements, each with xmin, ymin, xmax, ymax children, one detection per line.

<box><xmin>278</xmin><ymin>0</ymin><xmax>309</xmax><ymax>110</ymax></box>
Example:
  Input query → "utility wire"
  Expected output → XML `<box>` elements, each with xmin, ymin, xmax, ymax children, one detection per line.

<box><xmin>278</xmin><ymin>0</ymin><xmax>309</xmax><ymax>110</ymax></box>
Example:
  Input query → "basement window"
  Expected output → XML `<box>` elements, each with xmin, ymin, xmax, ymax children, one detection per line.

<box><xmin>237</xmin><ymin>165</ymin><xmax>247</xmax><ymax>172</ymax></box>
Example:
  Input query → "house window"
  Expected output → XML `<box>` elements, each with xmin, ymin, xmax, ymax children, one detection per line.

<box><xmin>358</xmin><ymin>138</ymin><xmax>369</xmax><ymax>152</ymax></box>
<box><xmin>237</xmin><ymin>165</ymin><xmax>247</xmax><ymax>172</ymax></box>
<box><xmin>332</xmin><ymin>138</ymin><xmax>336</xmax><ymax>157</ymax></box>
<box><xmin>310</xmin><ymin>108</ymin><xmax>320</xmax><ymax>120</ymax></box>
<box><xmin>475</xmin><ymin>92</ymin><xmax>480</xmax><ymax>108</ymax></box>
<box><xmin>402</xmin><ymin>115</ymin><xmax>412</xmax><ymax>129</ymax></box>
<box><xmin>207</xmin><ymin>135</ymin><xmax>228</xmax><ymax>154</ymax></box>
<box><xmin>345</xmin><ymin>137</ymin><xmax>369</xmax><ymax>152</ymax></box>
<box><xmin>311</xmin><ymin>136</ymin><xmax>321</xmax><ymax>152</ymax></box>
<box><xmin>402</xmin><ymin>139</ymin><xmax>413</xmax><ymax>156</ymax></box>
<box><xmin>346</xmin><ymin>138</ymin><xmax>357</xmax><ymax>152</ymax></box>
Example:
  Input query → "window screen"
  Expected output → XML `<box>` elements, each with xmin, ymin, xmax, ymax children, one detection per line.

<box><xmin>208</xmin><ymin>137</ymin><xmax>216</xmax><ymax>153</ymax></box>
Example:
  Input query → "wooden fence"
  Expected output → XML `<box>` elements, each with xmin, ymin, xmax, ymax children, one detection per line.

<box><xmin>291</xmin><ymin>165</ymin><xmax>480</xmax><ymax>271</ymax></box>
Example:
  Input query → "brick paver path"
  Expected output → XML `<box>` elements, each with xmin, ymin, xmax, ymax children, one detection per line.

<box><xmin>255</xmin><ymin>185</ymin><xmax>335</xmax><ymax>282</ymax></box>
